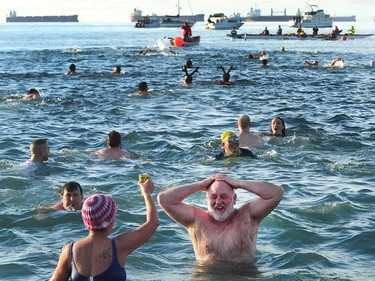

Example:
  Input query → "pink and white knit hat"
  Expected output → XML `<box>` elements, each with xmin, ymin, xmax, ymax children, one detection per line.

<box><xmin>82</xmin><ymin>194</ymin><xmax>116</xmax><ymax>231</ymax></box>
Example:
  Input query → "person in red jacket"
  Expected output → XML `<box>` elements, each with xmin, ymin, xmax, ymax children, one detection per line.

<box><xmin>181</xmin><ymin>21</ymin><xmax>192</xmax><ymax>41</ymax></box>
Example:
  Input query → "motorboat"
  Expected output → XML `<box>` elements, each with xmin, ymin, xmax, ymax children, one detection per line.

<box><xmin>135</xmin><ymin>17</ymin><xmax>160</xmax><ymax>28</ymax></box>
<box><xmin>288</xmin><ymin>4</ymin><xmax>332</xmax><ymax>28</ymax></box>
<box><xmin>205</xmin><ymin>13</ymin><xmax>244</xmax><ymax>30</ymax></box>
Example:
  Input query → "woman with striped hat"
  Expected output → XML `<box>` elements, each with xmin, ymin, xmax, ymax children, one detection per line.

<box><xmin>50</xmin><ymin>177</ymin><xmax>159</xmax><ymax>280</ymax></box>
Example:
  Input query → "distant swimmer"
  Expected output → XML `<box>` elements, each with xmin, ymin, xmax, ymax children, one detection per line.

<box><xmin>135</xmin><ymin>81</ymin><xmax>154</xmax><ymax>95</ymax></box>
<box><xmin>303</xmin><ymin>60</ymin><xmax>319</xmax><ymax>66</ymax></box>
<box><xmin>185</xmin><ymin>59</ymin><xmax>193</xmax><ymax>68</ymax></box>
<box><xmin>64</xmin><ymin>63</ymin><xmax>77</xmax><ymax>75</ymax></box>
<box><xmin>329</xmin><ymin>58</ymin><xmax>345</xmax><ymax>68</ymax></box>
<box><xmin>23</xmin><ymin>88</ymin><xmax>40</xmax><ymax>100</ymax></box>
<box><xmin>96</xmin><ymin>130</ymin><xmax>132</xmax><ymax>159</ymax></box>
<box><xmin>182</xmin><ymin>65</ymin><xmax>199</xmax><ymax>85</ymax></box>
<box><xmin>112</xmin><ymin>65</ymin><xmax>122</xmax><ymax>74</ymax></box>
<box><xmin>237</xmin><ymin>114</ymin><xmax>264</xmax><ymax>148</ymax></box>
<box><xmin>217</xmin><ymin>65</ymin><xmax>235</xmax><ymax>85</ymax></box>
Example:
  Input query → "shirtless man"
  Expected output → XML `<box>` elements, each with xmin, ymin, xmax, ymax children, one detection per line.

<box><xmin>237</xmin><ymin>114</ymin><xmax>264</xmax><ymax>147</ymax></box>
<box><xmin>96</xmin><ymin>131</ymin><xmax>132</xmax><ymax>159</ymax></box>
<box><xmin>50</xmin><ymin>181</ymin><xmax>83</xmax><ymax>211</ymax></box>
<box><xmin>157</xmin><ymin>173</ymin><xmax>284</xmax><ymax>263</ymax></box>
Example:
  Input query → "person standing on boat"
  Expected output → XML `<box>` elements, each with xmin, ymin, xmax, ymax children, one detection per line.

<box><xmin>181</xmin><ymin>21</ymin><xmax>192</xmax><ymax>41</ymax></box>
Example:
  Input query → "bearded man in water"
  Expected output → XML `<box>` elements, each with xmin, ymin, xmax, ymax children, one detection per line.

<box><xmin>157</xmin><ymin>173</ymin><xmax>283</xmax><ymax>263</ymax></box>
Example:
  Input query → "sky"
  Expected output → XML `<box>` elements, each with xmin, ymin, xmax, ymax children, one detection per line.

<box><xmin>0</xmin><ymin>0</ymin><xmax>374</xmax><ymax>23</ymax></box>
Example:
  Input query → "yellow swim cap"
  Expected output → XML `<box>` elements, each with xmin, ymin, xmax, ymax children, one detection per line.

<box><xmin>220</xmin><ymin>131</ymin><xmax>238</xmax><ymax>143</ymax></box>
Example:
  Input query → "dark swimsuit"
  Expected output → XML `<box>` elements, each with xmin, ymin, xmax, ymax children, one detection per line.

<box><xmin>70</xmin><ymin>238</ymin><xmax>127</xmax><ymax>281</ymax></box>
<box><xmin>215</xmin><ymin>148</ymin><xmax>257</xmax><ymax>160</ymax></box>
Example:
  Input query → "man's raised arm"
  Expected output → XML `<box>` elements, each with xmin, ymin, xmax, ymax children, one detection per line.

<box><xmin>215</xmin><ymin>174</ymin><xmax>284</xmax><ymax>221</ymax></box>
<box><xmin>157</xmin><ymin>176</ymin><xmax>215</xmax><ymax>227</ymax></box>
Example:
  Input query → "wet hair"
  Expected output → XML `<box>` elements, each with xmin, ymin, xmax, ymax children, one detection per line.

<box><xmin>69</xmin><ymin>64</ymin><xmax>76</xmax><ymax>72</ymax></box>
<box><xmin>185</xmin><ymin>59</ymin><xmax>193</xmax><ymax>68</ymax></box>
<box><xmin>61</xmin><ymin>181</ymin><xmax>83</xmax><ymax>196</ymax></box>
<box><xmin>248</xmin><ymin>54</ymin><xmax>254</xmax><ymax>59</ymax></box>
<box><xmin>106</xmin><ymin>130</ymin><xmax>122</xmax><ymax>148</ymax></box>
<box><xmin>182</xmin><ymin>65</ymin><xmax>199</xmax><ymax>84</ymax></box>
<box><xmin>271</xmin><ymin>117</ymin><xmax>286</xmax><ymax>137</ymax></box>
<box><xmin>261</xmin><ymin>59</ymin><xmax>268</xmax><ymax>66</ymax></box>
<box><xmin>218</xmin><ymin>65</ymin><xmax>235</xmax><ymax>82</ymax></box>
<box><xmin>28</xmin><ymin>88</ymin><xmax>39</xmax><ymax>95</ymax></box>
<box><xmin>114</xmin><ymin>65</ymin><xmax>121</xmax><ymax>73</ymax></box>
<box><xmin>138</xmin><ymin>81</ymin><xmax>148</xmax><ymax>91</ymax></box>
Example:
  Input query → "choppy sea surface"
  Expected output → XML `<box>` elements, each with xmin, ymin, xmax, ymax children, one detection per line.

<box><xmin>0</xmin><ymin>21</ymin><xmax>374</xmax><ymax>281</ymax></box>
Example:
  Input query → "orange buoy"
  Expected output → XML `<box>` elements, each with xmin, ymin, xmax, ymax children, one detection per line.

<box><xmin>173</xmin><ymin>36</ymin><xmax>184</xmax><ymax>47</ymax></box>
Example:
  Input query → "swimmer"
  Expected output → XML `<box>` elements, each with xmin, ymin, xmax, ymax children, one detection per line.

<box><xmin>112</xmin><ymin>65</ymin><xmax>122</xmax><ymax>74</ymax></box>
<box><xmin>182</xmin><ymin>65</ymin><xmax>199</xmax><ymax>85</ymax></box>
<box><xmin>270</xmin><ymin>117</ymin><xmax>286</xmax><ymax>137</ymax></box>
<box><xmin>330</xmin><ymin>58</ymin><xmax>345</xmax><ymax>67</ymax></box>
<box><xmin>64</xmin><ymin>63</ymin><xmax>77</xmax><ymax>75</ymax></box>
<box><xmin>260</xmin><ymin>59</ymin><xmax>268</xmax><ymax>67</ymax></box>
<box><xmin>50</xmin><ymin>181</ymin><xmax>84</xmax><ymax>211</ymax></box>
<box><xmin>185</xmin><ymin>59</ymin><xmax>193</xmax><ymax>68</ymax></box>
<box><xmin>217</xmin><ymin>65</ymin><xmax>235</xmax><ymax>85</ymax></box>
<box><xmin>23</xmin><ymin>88</ymin><xmax>40</xmax><ymax>100</ymax></box>
<box><xmin>215</xmin><ymin>131</ymin><xmax>257</xmax><ymax>160</ymax></box>
<box><xmin>135</xmin><ymin>81</ymin><xmax>154</xmax><ymax>95</ymax></box>
<box><xmin>237</xmin><ymin>114</ymin><xmax>264</xmax><ymax>148</ymax></box>
<box><xmin>303</xmin><ymin>60</ymin><xmax>319</xmax><ymax>66</ymax></box>
<box><xmin>96</xmin><ymin>130</ymin><xmax>132</xmax><ymax>159</ymax></box>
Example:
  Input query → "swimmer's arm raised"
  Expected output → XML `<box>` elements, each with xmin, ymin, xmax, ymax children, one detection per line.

<box><xmin>218</xmin><ymin>175</ymin><xmax>284</xmax><ymax>221</ymax></box>
<box><xmin>158</xmin><ymin>176</ymin><xmax>215</xmax><ymax>227</ymax></box>
<box><xmin>49</xmin><ymin>243</ymin><xmax>70</xmax><ymax>281</ymax></box>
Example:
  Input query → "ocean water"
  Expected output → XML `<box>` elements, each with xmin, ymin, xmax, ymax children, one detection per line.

<box><xmin>0</xmin><ymin>21</ymin><xmax>374</xmax><ymax>281</ymax></box>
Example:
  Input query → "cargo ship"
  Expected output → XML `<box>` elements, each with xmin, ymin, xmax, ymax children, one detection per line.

<box><xmin>6</xmin><ymin>11</ymin><xmax>79</xmax><ymax>23</ymax></box>
<box><xmin>130</xmin><ymin>8</ymin><xmax>204</xmax><ymax>22</ymax></box>
<box><xmin>243</xmin><ymin>7</ymin><xmax>299</xmax><ymax>22</ymax></box>
<box><xmin>330</xmin><ymin>15</ymin><xmax>356</xmax><ymax>22</ymax></box>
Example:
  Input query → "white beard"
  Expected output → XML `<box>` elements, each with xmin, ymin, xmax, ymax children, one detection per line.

<box><xmin>208</xmin><ymin>201</ymin><xmax>235</xmax><ymax>222</ymax></box>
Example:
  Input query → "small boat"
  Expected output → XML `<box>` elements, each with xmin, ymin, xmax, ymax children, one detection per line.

<box><xmin>288</xmin><ymin>4</ymin><xmax>332</xmax><ymax>28</ymax></box>
<box><xmin>182</xmin><ymin>36</ymin><xmax>200</xmax><ymax>46</ymax></box>
<box><xmin>135</xmin><ymin>17</ymin><xmax>160</xmax><ymax>28</ymax></box>
<box><xmin>170</xmin><ymin>36</ymin><xmax>200</xmax><ymax>47</ymax></box>
<box><xmin>205</xmin><ymin>13</ymin><xmax>244</xmax><ymax>30</ymax></box>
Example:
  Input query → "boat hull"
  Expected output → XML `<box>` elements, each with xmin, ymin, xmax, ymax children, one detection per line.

<box><xmin>6</xmin><ymin>15</ymin><xmax>78</xmax><ymax>22</ymax></box>
<box><xmin>182</xmin><ymin>36</ymin><xmax>200</xmax><ymax>46</ymax></box>
<box><xmin>288</xmin><ymin>19</ymin><xmax>332</xmax><ymax>28</ymax></box>
<box><xmin>160</xmin><ymin>20</ymin><xmax>196</xmax><ymax>28</ymax></box>
<box><xmin>227</xmin><ymin>33</ymin><xmax>373</xmax><ymax>40</ymax></box>
<box><xmin>206</xmin><ymin>22</ymin><xmax>244</xmax><ymax>30</ymax></box>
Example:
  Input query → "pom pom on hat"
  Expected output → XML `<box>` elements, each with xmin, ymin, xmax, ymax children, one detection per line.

<box><xmin>82</xmin><ymin>194</ymin><xmax>116</xmax><ymax>231</ymax></box>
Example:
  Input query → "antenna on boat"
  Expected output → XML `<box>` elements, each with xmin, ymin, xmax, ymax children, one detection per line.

<box><xmin>187</xmin><ymin>0</ymin><xmax>194</xmax><ymax>15</ymax></box>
